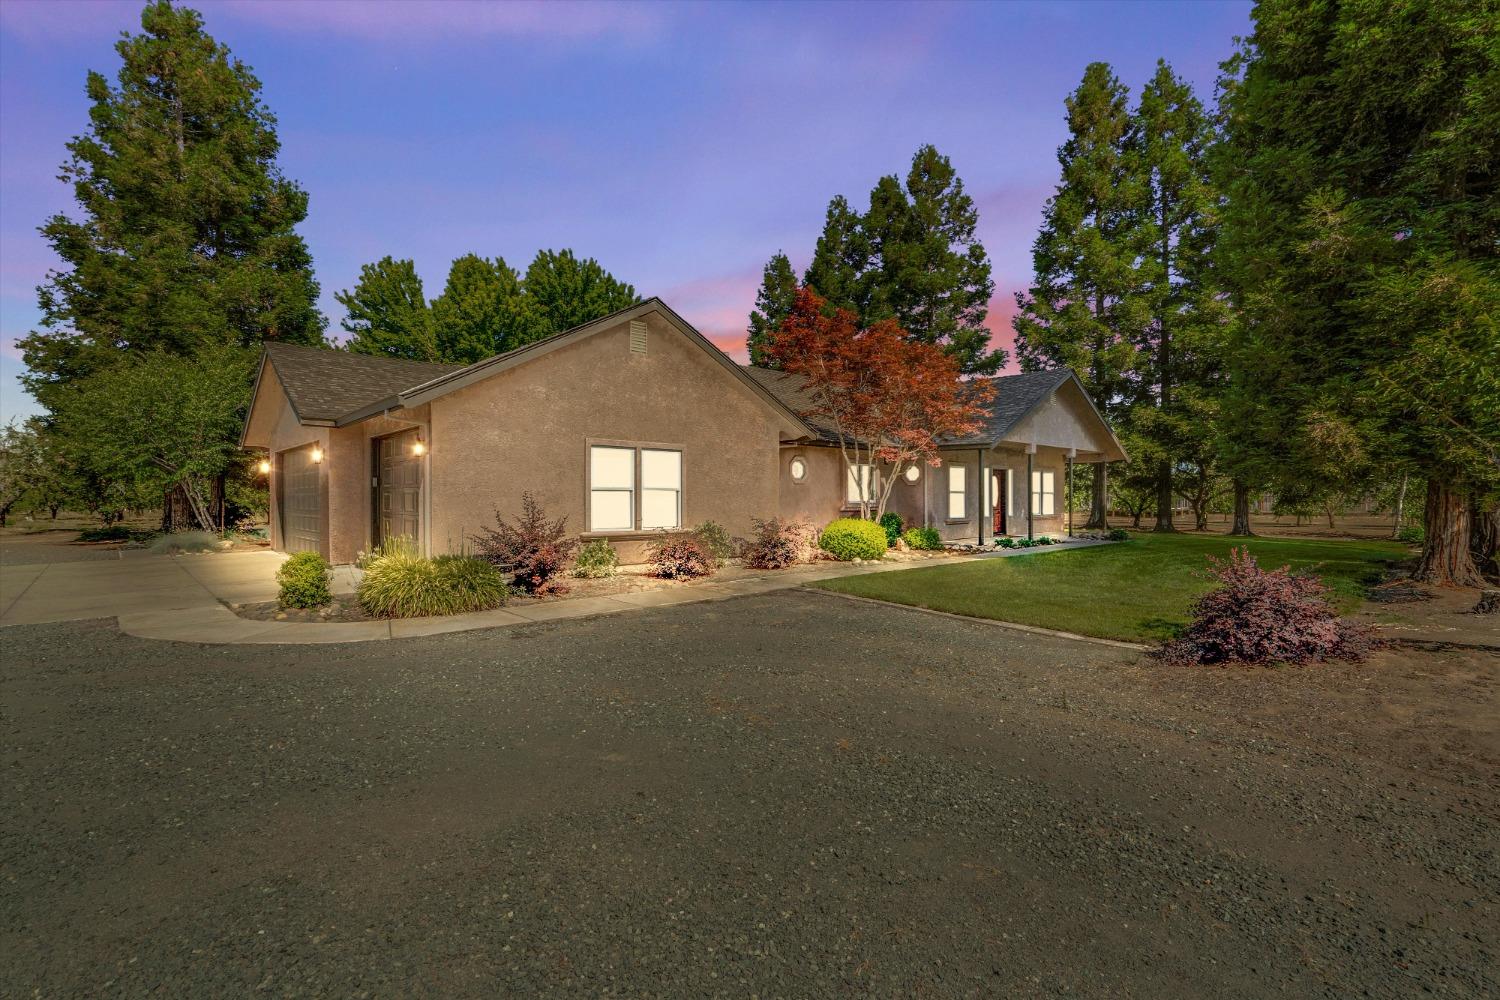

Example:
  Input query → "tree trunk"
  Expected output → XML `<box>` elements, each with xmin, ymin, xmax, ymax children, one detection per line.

<box><xmin>1391</xmin><ymin>472</ymin><xmax>1408</xmax><ymax>538</ymax></box>
<box><xmin>1153</xmin><ymin>462</ymin><xmax>1176</xmax><ymax>532</ymax></box>
<box><xmin>1230</xmin><ymin>480</ymin><xmax>1254</xmax><ymax>536</ymax></box>
<box><xmin>1194</xmin><ymin>501</ymin><xmax>1208</xmax><ymax>531</ymax></box>
<box><xmin>1471</xmin><ymin>499</ymin><xmax>1499</xmax><ymax>579</ymax></box>
<box><xmin>49</xmin><ymin>505</ymin><xmax>60</xmax><ymax>520</ymax></box>
<box><xmin>1413</xmin><ymin>477</ymin><xmax>1484</xmax><ymax>587</ymax></box>
<box><xmin>1084</xmin><ymin>462</ymin><xmax>1108</xmax><ymax>529</ymax></box>
<box><xmin>1324</xmin><ymin>504</ymin><xmax>1336</xmax><ymax>529</ymax></box>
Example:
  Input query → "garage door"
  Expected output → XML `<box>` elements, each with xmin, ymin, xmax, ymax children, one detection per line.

<box><xmin>375</xmin><ymin>430</ymin><xmax>421</xmax><ymax>547</ymax></box>
<box><xmin>279</xmin><ymin>444</ymin><xmax>323</xmax><ymax>554</ymax></box>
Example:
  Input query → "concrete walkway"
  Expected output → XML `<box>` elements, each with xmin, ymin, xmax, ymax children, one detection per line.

<box><xmin>0</xmin><ymin>540</ymin><xmax>1110</xmax><ymax>644</ymax></box>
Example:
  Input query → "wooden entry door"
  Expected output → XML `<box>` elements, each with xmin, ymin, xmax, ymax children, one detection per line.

<box><xmin>992</xmin><ymin>471</ymin><xmax>1006</xmax><ymax>535</ymax></box>
<box><xmin>374</xmin><ymin>430</ymin><xmax>422</xmax><ymax>547</ymax></box>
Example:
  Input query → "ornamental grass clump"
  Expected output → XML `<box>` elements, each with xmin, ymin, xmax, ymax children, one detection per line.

<box><xmin>1156</xmin><ymin>547</ymin><xmax>1377</xmax><ymax>666</ymax></box>
<box><xmin>648</xmin><ymin>532</ymin><xmax>716</xmax><ymax>579</ymax></box>
<box><xmin>471</xmin><ymin>492</ymin><xmax>578</xmax><ymax>595</ymax></box>
<box><xmin>357</xmin><ymin>549</ymin><xmax>507</xmax><ymax>618</ymax></box>
<box><xmin>276</xmin><ymin>550</ymin><xmax>332</xmax><ymax>609</ymax></box>
<box><xmin>819</xmin><ymin>517</ymin><xmax>888</xmax><ymax>561</ymax></box>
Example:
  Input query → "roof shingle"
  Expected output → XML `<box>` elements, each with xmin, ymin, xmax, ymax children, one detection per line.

<box><xmin>263</xmin><ymin>343</ymin><xmax>461</xmax><ymax>423</ymax></box>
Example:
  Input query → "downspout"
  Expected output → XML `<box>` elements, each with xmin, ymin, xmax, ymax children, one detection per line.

<box><xmin>1026</xmin><ymin>445</ymin><xmax>1035</xmax><ymax>541</ymax></box>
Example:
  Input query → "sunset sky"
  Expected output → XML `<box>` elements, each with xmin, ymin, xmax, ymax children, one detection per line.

<box><xmin>0</xmin><ymin>0</ymin><xmax>1251</xmax><ymax>421</ymax></box>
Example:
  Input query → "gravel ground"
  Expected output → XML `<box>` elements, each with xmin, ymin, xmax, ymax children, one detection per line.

<box><xmin>2</xmin><ymin>590</ymin><xmax>1495</xmax><ymax>997</ymax></box>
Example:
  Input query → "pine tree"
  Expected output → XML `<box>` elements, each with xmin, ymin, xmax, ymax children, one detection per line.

<box><xmin>1130</xmin><ymin>60</ymin><xmax>1225</xmax><ymax>532</ymax></box>
<box><xmin>803</xmin><ymin>195</ymin><xmax>868</xmax><ymax>316</ymax></box>
<box><xmin>1013</xmin><ymin>62</ymin><xmax>1148</xmax><ymax>527</ymax></box>
<box><xmin>746</xmin><ymin>252</ymin><xmax>798</xmax><ymax>367</ymax></box>
<box><xmin>336</xmin><ymin>257</ymin><xmax>434</xmax><ymax>361</ymax></box>
<box><xmin>514</xmin><ymin>250</ymin><xmax>640</xmax><ymax>342</ymax></box>
<box><xmin>1217</xmin><ymin>0</ymin><xmax>1499</xmax><ymax>585</ymax></box>
<box><xmin>861</xmin><ymin>145</ymin><xmax>1001</xmax><ymax>375</ymax></box>
<box><xmin>19</xmin><ymin>0</ymin><xmax>324</xmax><ymax>412</ymax></box>
<box><xmin>431</xmin><ymin>254</ymin><xmax>524</xmax><ymax>363</ymax></box>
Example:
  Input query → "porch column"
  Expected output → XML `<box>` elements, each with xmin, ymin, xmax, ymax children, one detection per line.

<box><xmin>976</xmin><ymin>447</ymin><xmax>985</xmax><ymax>546</ymax></box>
<box><xmin>1067</xmin><ymin>448</ymin><xmax>1076</xmax><ymax>538</ymax></box>
<box><xmin>1026</xmin><ymin>444</ymin><xmax>1035</xmax><ymax>541</ymax></box>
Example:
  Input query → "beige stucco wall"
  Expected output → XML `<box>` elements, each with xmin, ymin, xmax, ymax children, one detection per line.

<box><xmin>426</xmin><ymin>312</ymin><xmax>786</xmax><ymax>563</ymax></box>
<box><xmin>778</xmin><ymin>445</ymin><xmax>845</xmax><ymax>526</ymax></box>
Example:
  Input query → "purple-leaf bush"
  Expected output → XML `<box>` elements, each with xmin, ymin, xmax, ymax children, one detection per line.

<box><xmin>741</xmin><ymin>517</ymin><xmax>811</xmax><ymax>570</ymax></box>
<box><xmin>471</xmin><ymin>492</ymin><xmax>579</xmax><ymax>595</ymax></box>
<box><xmin>1157</xmin><ymin>547</ymin><xmax>1378</xmax><ymax>666</ymax></box>
<box><xmin>648</xmin><ymin>532</ymin><xmax>716</xmax><ymax>579</ymax></box>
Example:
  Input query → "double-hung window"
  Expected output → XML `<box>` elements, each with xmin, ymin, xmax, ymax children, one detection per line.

<box><xmin>947</xmin><ymin>464</ymin><xmax>967</xmax><ymax>519</ymax></box>
<box><xmin>846</xmin><ymin>463</ymin><xmax>874</xmax><ymax>506</ymax></box>
<box><xmin>588</xmin><ymin>444</ymin><xmax>682</xmax><ymax>532</ymax></box>
<box><xmin>1031</xmin><ymin>469</ymin><xmax>1056</xmax><ymax>516</ymax></box>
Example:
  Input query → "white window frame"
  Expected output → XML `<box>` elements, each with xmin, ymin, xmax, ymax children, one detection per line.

<box><xmin>846</xmin><ymin>462</ymin><xmax>875</xmax><ymax>506</ymax></box>
<box><xmin>587</xmin><ymin>442</ymin><xmax>683</xmax><ymax>533</ymax></box>
<box><xmin>903</xmin><ymin>463</ymin><xmax>921</xmax><ymax>485</ymax></box>
<box><xmin>1005</xmin><ymin>468</ymin><xmax>1015</xmax><ymax>517</ymax></box>
<box><xmin>1031</xmin><ymin>469</ymin><xmax>1056</xmax><ymax>517</ymax></box>
<box><xmin>789</xmin><ymin>455</ymin><xmax>808</xmax><ymax>484</ymax></box>
<box><xmin>947</xmin><ymin>464</ymin><xmax>967</xmax><ymax>520</ymax></box>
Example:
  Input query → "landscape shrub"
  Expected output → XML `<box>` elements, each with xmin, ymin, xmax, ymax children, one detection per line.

<box><xmin>356</xmin><ymin>535</ymin><xmax>417</xmax><ymax>569</ymax></box>
<box><xmin>357</xmin><ymin>550</ymin><xmax>507</xmax><ymax>618</ymax></box>
<box><xmin>902</xmin><ymin>525</ymin><xmax>942</xmax><ymax>551</ymax></box>
<box><xmin>1395</xmin><ymin>524</ymin><xmax>1424</xmax><ymax>545</ymax></box>
<box><xmin>277</xmin><ymin>550</ymin><xmax>332</xmax><ymax>609</ymax></box>
<box><xmin>996</xmin><ymin>536</ymin><xmax>1015</xmax><ymax>549</ymax></box>
<box><xmin>1156</xmin><ymin>547</ymin><xmax>1377</xmax><ymax>666</ymax></box>
<box><xmin>149</xmin><ymin>530</ymin><xmax>224</xmax><ymax>554</ymax></box>
<box><xmin>741</xmin><ymin>517</ymin><xmax>806</xmax><ymax>569</ymax></box>
<box><xmin>648</xmin><ymin>532</ymin><xmax>716</xmax><ymax>579</ymax></box>
<box><xmin>878</xmin><ymin>511</ymin><xmax>904</xmax><ymax>546</ymax></box>
<box><xmin>471</xmin><ymin>492</ymin><xmax>578</xmax><ymax>595</ymax></box>
<box><xmin>78</xmin><ymin>524</ymin><xmax>131</xmax><ymax>542</ymax></box>
<box><xmin>1036</xmin><ymin>536</ymin><xmax>1054</xmax><ymax>545</ymax></box>
<box><xmin>574</xmin><ymin>539</ymin><xmax>619</xmax><ymax>578</ymax></box>
<box><xmin>1108</xmin><ymin>527</ymin><xmax>1130</xmax><ymax>541</ymax></box>
<box><xmin>820</xmin><ymin>517</ymin><xmax>888</xmax><ymax>561</ymax></box>
<box><xmin>691</xmin><ymin>521</ymin><xmax>738</xmax><ymax>565</ymax></box>
<box><xmin>1013</xmin><ymin>537</ymin><xmax>1035</xmax><ymax>548</ymax></box>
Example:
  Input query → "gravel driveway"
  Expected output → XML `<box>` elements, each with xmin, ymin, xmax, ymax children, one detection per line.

<box><xmin>3</xmin><ymin>590</ymin><xmax>1495</xmax><ymax>997</ymax></box>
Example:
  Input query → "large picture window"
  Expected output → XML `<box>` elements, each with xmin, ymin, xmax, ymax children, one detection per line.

<box><xmin>589</xmin><ymin>444</ymin><xmax>682</xmax><ymax>532</ymax></box>
<box><xmin>1031</xmin><ymin>469</ymin><xmax>1056</xmax><ymax>516</ymax></box>
<box><xmin>947</xmin><ymin>464</ymin><xmax>967</xmax><ymax>519</ymax></box>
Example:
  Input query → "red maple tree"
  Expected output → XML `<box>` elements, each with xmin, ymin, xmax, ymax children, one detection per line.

<box><xmin>765</xmin><ymin>287</ymin><xmax>995</xmax><ymax>519</ymax></box>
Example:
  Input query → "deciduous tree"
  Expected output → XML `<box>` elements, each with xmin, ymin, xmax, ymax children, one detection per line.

<box><xmin>514</xmin><ymin>249</ymin><xmax>640</xmax><ymax>342</ymax></box>
<box><xmin>336</xmin><ymin>257</ymin><xmax>435</xmax><ymax>361</ymax></box>
<box><xmin>431</xmin><ymin>254</ymin><xmax>524</xmax><ymax>363</ymax></box>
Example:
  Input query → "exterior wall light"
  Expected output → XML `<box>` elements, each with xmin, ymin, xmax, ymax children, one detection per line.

<box><xmin>310</xmin><ymin>445</ymin><xmax>323</xmax><ymax>464</ymax></box>
<box><xmin>412</xmin><ymin>439</ymin><xmax>426</xmax><ymax>456</ymax></box>
<box><xmin>257</xmin><ymin>459</ymin><xmax>271</xmax><ymax>475</ymax></box>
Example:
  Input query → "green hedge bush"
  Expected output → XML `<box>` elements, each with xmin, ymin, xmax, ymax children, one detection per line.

<box><xmin>820</xmin><ymin>518</ymin><xmax>888</xmax><ymax>561</ymax></box>
<box><xmin>878</xmin><ymin>511</ymin><xmax>904</xmax><ymax>545</ymax></box>
<box><xmin>357</xmin><ymin>550</ymin><xmax>507</xmax><ymax>618</ymax></box>
<box><xmin>78</xmin><ymin>524</ymin><xmax>131</xmax><ymax>542</ymax></box>
<box><xmin>277</xmin><ymin>551</ymin><xmax>332</xmax><ymax>608</ymax></box>
<box><xmin>1108</xmin><ymin>527</ymin><xmax>1130</xmax><ymax>541</ymax></box>
<box><xmin>903</xmin><ymin>526</ymin><xmax>942</xmax><ymax>551</ymax></box>
<box><xmin>691</xmin><ymin>521</ymin><xmax>737</xmax><ymax>565</ymax></box>
<box><xmin>574</xmin><ymin>539</ymin><xmax>619</xmax><ymax>578</ymax></box>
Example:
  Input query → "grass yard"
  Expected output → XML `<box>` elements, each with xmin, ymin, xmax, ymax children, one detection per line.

<box><xmin>811</xmin><ymin>531</ymin><xmax>1408</xmax><ymax>642</ymax></box>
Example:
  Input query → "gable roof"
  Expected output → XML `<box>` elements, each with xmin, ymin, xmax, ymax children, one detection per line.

<box><xmin>743</xmin><ymin>363</ymin><xmax>1123</xmax><ymax>456</ymax></box>
<box><xmin>259</xmin><ymin>342</ymin><xmax>461</xmax><ymax>424</ymax></box>
<box><xmin>246</xmin><ymin>300</ymin><xmax>817</xmax><ymax>438</ymax></box>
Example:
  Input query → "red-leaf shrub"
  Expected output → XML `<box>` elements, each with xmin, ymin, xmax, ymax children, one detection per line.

<box><xmin>1157</xmin><ymin>548</ymin><xmax>1378</xmax><ymax>665</ymax></box>
<box><xmin>471</xmin><ymin>492</ymin><xmax>578</xmax><ymax>595</ymax></box>
<box><xmin>647</xmin><ymin>532</ymin><xmax>716</xmax><ymax>579</ymax></box>
<box><xmin>741</xmin><ymin>517</ymin><xmax>811</xmax><ymax>569</ymax></box>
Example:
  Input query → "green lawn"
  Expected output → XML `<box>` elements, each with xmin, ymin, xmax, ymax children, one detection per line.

<box><xmin>811</xmin><ymin>532</ymin><xmax>1407</xmax><ymax>643</ymax></box>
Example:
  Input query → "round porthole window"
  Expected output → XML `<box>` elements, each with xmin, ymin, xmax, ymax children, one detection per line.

<box><xmin>789</xmin><ymin>456</ymin><xmax>808</xmax><ymax>483</ymax></box>
<box><xmin>903</xmin><ymin>464</ymin><xmax>921</xmax><ymax>484</ymax></box>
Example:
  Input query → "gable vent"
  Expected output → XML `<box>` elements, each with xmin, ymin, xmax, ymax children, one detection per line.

<box><xmin>629</xmin><ymin>319</ymin><xmax>647</xmax><ymax>354</ymax></box>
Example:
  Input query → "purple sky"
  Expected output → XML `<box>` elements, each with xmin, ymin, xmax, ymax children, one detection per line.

<box><xmin>0</xmin><ymin>0</ymin><xmax>1251</xmax><ymax>421</ymax></box>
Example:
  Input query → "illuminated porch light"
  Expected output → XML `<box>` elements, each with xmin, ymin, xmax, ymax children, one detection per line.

<box><xmin>310</xmin><ymin>445</ymin><xmax>323</xmax><ymax>464</ymax></box>
<box><xmin>412</xmin><ymin>439</ymin><xmax>426</xmax><ymax>456</ymax></box>
<box><xmin>256</xmin><ymin>459</ymin><xmax>271</xmax><ymax>475</ymax></box>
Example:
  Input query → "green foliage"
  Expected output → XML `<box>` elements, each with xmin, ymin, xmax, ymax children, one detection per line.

<box><xmin>430</xmin><ymin>254</ymin><xmax>525</xmax><ymax>363</ymax></box>
<box><xmin>1108</xmin><ymin>528</ymin><xmax>1130</xmax><ymax>541</ymax></box>
<box><xmin>878</xmin><ymin>511</ymin><xmax>904</xmax><ymax>545</ymax></box>
<box><xmin>804</xmin><ymin>195</ymin><xmax>869</xmax><ymax>317</ymax></box>
<box><xmin>819</xmin><ymin>518</ymin><xmax>888</xmax><ymax>561</ymax></box>
<box><xmin>78</xmin><ymin>524</ymin><xmax>132</xmax><ymax>542</ymax></box>
<box><xmin>573</xmin><ymin>539</ymin><xmax>620</xmax><ymax>579</ymax></box>
<box><xmin>0</xmin><ymin>420</ymin><xmax>75</xmax><ymax>526</ymax></box>
<box><xmin>1396</xmin><ymin>524</ymin><xmax>1425</xmax><ymax>546</ymax></box>
<box><xmin>336</xmin><ymin>257</ymin><xmax>435</xmax><ymax>361</ymax></box>
<box><xmin>514</xmin><ymin>249</ymin><xmax>640</xmax><ymax>342</ymax></box>
<box><xmin>903</xmin><ymin>526</ymin><xmax>942</xmax><ymax>551</ymax></box>
<box><xmin>1036</xmin><ymin>536</ymin><xmax>1055</xmax><ymax>545</ymax></box>
<box><xmin>691</xmin><ymin>521</ymin><xmax>737</xmax><ymax>566</ymax></box>
<box><xmin>357</xmin><ymin>549</ymin><xmax>507</xmax><ymax>618</ymax></box>
<box><xmin>746</xmin><ymin>251</ymin><xmax>799</xmax><ymax>367</ymax></box>
<box><xmin>995</xmin><ymin>536</ymin><xmax>1015</xmax><ymax>549</ymax></box>
<box><xmin>50</xmin><ymin>344</ymin><xmax>256</xmax><ymax>527</ymax></box>
<box><xmin>20</xmin><ymin>0</ymin><xmax>324</xmax><ymax>414</ymax></box>
<box><xmin>277</xmin><ymin>550</ymin><xmax>332</xmax><ymax>608</ymax></box>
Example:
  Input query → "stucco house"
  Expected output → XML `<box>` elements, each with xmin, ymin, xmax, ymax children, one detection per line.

<box><xmin>241</xmin><ymin>298</ymin><xmax>1124</xmax><ymax>564</ymax></box>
